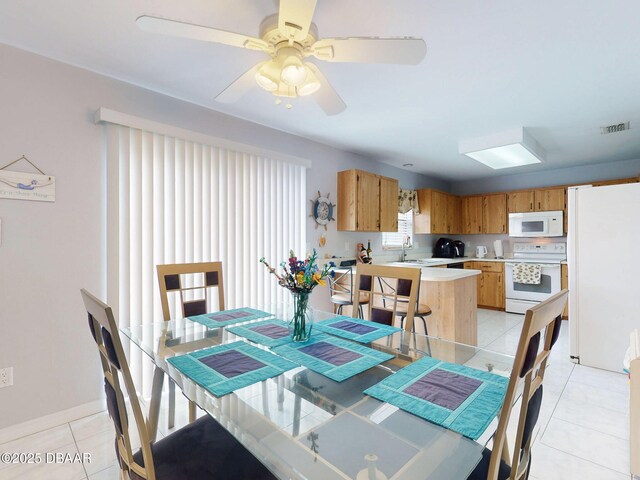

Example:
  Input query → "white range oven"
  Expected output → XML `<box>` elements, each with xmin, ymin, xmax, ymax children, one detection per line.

<box><xmin>505</xmin><ymin>243</ymin><xmax>566</xmax><ymax>314</ymax></box>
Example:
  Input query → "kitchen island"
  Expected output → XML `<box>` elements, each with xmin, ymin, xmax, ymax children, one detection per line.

<box><xmin>334</xmin><ymin>263</ymin><xmax>480</xmax><ymax>346</ymax></box>
<box><xmin>384</xmin><ymin>262</ymin><xmax>480</xmax><ymax>346</ymax></box>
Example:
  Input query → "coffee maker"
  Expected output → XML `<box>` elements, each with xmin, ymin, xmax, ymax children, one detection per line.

<box><xmin>452</xmin><ymin>240</ymin><xmax>465</xmax><ymax>258</ymax></box>
<box><xmin>433</xmin><ymin>238</ymin><xmax>455</xmax><ymax>258</ymax></box>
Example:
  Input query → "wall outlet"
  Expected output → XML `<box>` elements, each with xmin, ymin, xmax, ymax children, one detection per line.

<box><xmin>0</xmin><ymin>367</ymin><xmax>13</xmax><ymax>388</ymax></box>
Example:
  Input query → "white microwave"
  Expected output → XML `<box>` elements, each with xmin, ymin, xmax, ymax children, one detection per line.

<box><xmin>508</xmin><ymin>211</ymin><xmax>564</xmax><ymax>237</ymax></box>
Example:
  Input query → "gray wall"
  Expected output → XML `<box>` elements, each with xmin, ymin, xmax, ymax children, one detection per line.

<box><xmin>0</xmin><ymin>43</ymin><xmax>445</xmax><ymax>429</ymax></box>
<box><xmin>451</xmin><ymin>158</ymin><xmax>640</xmax><ymax>195</ymax></box>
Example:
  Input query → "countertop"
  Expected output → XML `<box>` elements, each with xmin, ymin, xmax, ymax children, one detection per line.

<box><xmin>382</xmin><ymin>262</ymin><xmax>480</xmax><ymax>281</ymax></box>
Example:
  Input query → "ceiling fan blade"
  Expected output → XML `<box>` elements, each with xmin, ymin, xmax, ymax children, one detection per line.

<box><xmin>136</xmin><ymin>15</ymin><xmax>271</xmax><ymax>52</ymax></box>
<box><xmin>214</xmin><ymin>63</ymin><xmax>261</xmax><ymax>103</ymax></box>
<box><xmin>306</xmin><ymin>63</ymin><xmax>346</xmax><ymax>115</ymax></box>
<box><xmin>310</xmin><ymin>37</ymin><xmax>427</xmax><ymax>64</ymax></box>
<box><xmin>278</xmin><ymin>0</ymin><xmax>317</xmax><ymax>42</ymax></box>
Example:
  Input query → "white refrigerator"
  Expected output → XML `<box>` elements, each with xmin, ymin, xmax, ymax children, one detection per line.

<box><xmin>568</xmin><ymin>182</ymin><xmax>640</xmax><ymax>372</ymax></box>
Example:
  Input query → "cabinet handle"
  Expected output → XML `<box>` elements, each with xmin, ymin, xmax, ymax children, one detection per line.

<box><xmin>530</xmin><ymin>202</ymin><xmax>533</xmax><ymax>210</ymax></box>
<box><xmin>538</xmin><ymin>201</ymin><xmax>541</xmax><ymax>209</ymax></box>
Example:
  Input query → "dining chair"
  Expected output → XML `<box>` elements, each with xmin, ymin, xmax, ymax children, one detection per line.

<box><xmin>377</xmin><ymin>276</ymin><xmax>432</xmax><ymax>334</ymax></box>
<box><xmin>327</xmin><ymin>266</ymin><xmax>370</xmax><ymax>318</ymax></box>
<box><xmin>80</xmin><ymin>289</ymin><xmax>275</xmax><ymax>480</ymax></box>
<box><xmin>156</xmin><ymin>262</ymin><xmax>225</xmax><ymax>426</ymax></box>
<box><xmin>468</xmin><ymin>289</ymin><xmax>569</xmax><ymax>480</ymax></box>
<box><xmin>353</xmin><ymin>264</ymin><xmax>421</xmax><ymax>332</ymax></box>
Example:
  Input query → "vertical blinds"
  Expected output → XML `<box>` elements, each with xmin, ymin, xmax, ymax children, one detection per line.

<box><xmin>105</xmin><ymin>123</ymin><xmax>306</xmax><ymax>394</ymax></box>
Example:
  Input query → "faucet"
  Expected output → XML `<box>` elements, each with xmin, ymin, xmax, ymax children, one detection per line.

<box><xmin>401</xmin><ymin>235</ymin><xmax>410</xmax><ymax>262</ymax></box>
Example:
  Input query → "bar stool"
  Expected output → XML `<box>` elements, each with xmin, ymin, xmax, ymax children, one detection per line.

<box><xmin>328</xmin><ymin>266</ymin><xmax>370</xmax><ymax>318</ymax></box>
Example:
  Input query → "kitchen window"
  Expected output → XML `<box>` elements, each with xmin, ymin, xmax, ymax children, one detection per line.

<box><xmin>382</xmin><ymin>211</ymin><xmax>413</xmax><ymax>249</ymax></box>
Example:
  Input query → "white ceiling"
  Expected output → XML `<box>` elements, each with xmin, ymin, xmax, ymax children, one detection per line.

<box><xmin>2</xmin><ymin>0</ymin><xmax>640</xmax><ymax>181</ymax></box>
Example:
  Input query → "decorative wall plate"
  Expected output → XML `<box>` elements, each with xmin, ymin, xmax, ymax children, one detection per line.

<box><xmin>310</xmin><ymin>190</ymin><xmax>335</xmax><ymax>230</ymax></box>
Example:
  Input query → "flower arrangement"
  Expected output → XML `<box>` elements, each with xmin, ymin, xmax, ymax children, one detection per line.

<box><xmin>260</xmin><ymin>249</ymin><xmax>332</xmax><ymax>341</ymax></box>
<box><xmin>259</xmin><ymin>249</ymin><xmax>332</xmax><ymax>293</ymax></box>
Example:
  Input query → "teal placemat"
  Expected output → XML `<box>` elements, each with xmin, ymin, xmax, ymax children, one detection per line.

<box><xmin>226</xmin><ymin>319</ymin><xmax>293</xmax><ymax>348</ymax></box>
<box><xmin>187</xmin><ymin>307</ymin><xmax>271</xmax><ymax>328</ymax></box>
<box><xmin>273</xmin><ymin>335</ymin><xmax>394</xmax><ymax>382</ymax></box>
<box><xmin>315</xmin><ymin>316</ymin><xmax>401</xmax><ymax>343</ymax></box>
<box><xmin>364</xmin><ymin>356</ymin><xmax>508</xmax><ymax>440</ymax></box>
<box><xmin>167</xmin><ymin>341</ymin><xmax>296</xmax><ymax>397</ymax></box>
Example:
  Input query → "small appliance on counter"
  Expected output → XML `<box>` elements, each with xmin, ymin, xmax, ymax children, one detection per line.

<box><xmin>493</xmin><ymin>240</ymin><xmax>504</xmax><ymax>259</ymax></box>
<box><xmin>452</xmin><ymin>240</ymin><xmax>465</xmax><ymax>258</ymax></box>
<box><xmin>433</xmin><ymin>237</ymin><xmax>455</xmax><ymax>258</ymax></box>
<box><xmin>475</xmin><ymin>246</ymin><xmax>488</xmax><ymax>258</ymax></box>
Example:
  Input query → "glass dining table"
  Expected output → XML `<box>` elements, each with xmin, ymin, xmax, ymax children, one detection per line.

<box><xmin>122</xmin><ymin>306</ymin><xmax>515</xmax><ymax>480</ymax></box>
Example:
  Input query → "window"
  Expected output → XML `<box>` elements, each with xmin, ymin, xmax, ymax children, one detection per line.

<box><xmin>103</xmin><ymin>117</ymin><xmax>306</xmax><ymax>394</ymax></box>
<box><xmin>382</xmin><ymin>211</ymin><xmax>414</xmax><ymax>249</ymax></box>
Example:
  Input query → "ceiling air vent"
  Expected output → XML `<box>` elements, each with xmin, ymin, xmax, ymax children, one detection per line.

<box><xmin>600</xmin><ymin>122</ymin><xmax>630</xmax><ymax>134</ymax></box>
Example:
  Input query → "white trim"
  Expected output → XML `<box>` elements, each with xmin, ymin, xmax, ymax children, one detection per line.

<box><xmin>0</xmin><ymin>399</ymin><xmax>106</xmax><ymax>445</ymax></box>
<box><xmin>94</xmin><ymin>107</ymin><xmax>312</xmax><ymax>168</ymax></box>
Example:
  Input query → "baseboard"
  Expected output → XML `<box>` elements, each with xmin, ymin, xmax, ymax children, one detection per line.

<box><xmin>0</xmin><ymin>399</ymin><xmax>106</xmax><ymax>445</ymax></box>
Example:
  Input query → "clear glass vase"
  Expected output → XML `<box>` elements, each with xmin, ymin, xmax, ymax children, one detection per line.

<box><xmin>289</xmin><ymin>291</ymin><xmax>314</xmax><ymax>342</ymax></box>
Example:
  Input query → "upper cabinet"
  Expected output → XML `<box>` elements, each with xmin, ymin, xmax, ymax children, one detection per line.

<box><xmin>379</xmin><ymin>176</ymin><xmax>399</xmax><ymax>232</ymax></box>
<box><xmin>337</xmin><ymin>169</ymin><xmax>398</xmax><ymax>232</ymax></box>
<box><xmin>414</xmin><ymin>189</ymin><xmax>461</xmax><ymax>235</ymax></box>
<box><xmin>461</xmin><ymin>193</ymin><xmax>506</xmax><ymax>234</ymax></box>
<box><xmin>482</xmin><ymin>193</ymin><xmax>508</xmax><ymax>234</ymax></box>
<box><xmin>535</xmin><ymin>187</ymin><xmax>566</xmax><ymax>212</ymax></box>
<box><xmin>507</xmin><ymin>187</ymin><xmax>565</xmax><ymax>213</ymax></box>
<box><xmin>507</xmin><ymin>191</ymin><xmax>535</xmax><ymax>213</ymax></box>
<box><xmin>461</xmin><ymin>196</ymin><xmax>483</xmax><ymax>234</ymax></box>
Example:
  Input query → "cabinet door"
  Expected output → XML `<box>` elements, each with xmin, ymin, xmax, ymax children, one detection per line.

<box><xmin>447</xmin><ymin>195</ymin><xmax>461</xmax><ymax>234</ymax></box>
<box><xmin>482</xmin><ymin>194</ymin><xmax>507</xmax><ymax>234</ymax></box>
<box><xmin>379</xmin><ymin>177</ymin><xmax>398</xmax><ymax>232</ymax></box>
<box><xmin>431</xmin><ymin>191</ymin><xmax>449</xmax><ymax>233</ymax></box>
<box><xmin>507</xmin><ymin>191</ymin><xmax>535</xmax><ymax>213</ymax></box>
<box><xmin>337</xmin><ymin>170</ymin><xmax>357</xmax><ymax>231</ymax></box>
<box><xmin>413</xmin><ymin>189</ymin><xmax>432</xmax><ymax>234</ymax></box>
<box><xmin>535</xmin><ymin>188</ymin><xmax>565</xmax><ymax>211</ymax></box>
<box><xmin>356</xmin><ymin>171</ymin><xmax>380</xmax><ymax>231</ymax></box>
<box><xmin>478</xmin><ymin>271</ymin><xmax>504</xmax><ymax>308</ymax></box>
<box><xmin>561</xmin><ymin>264</ymin><xmax>568</xmax><ymax>319</ymax></box>
<box><xmin>462</xmin><ymin>196</ymin><xmax>483</xmax><ymax>234</ymax></box>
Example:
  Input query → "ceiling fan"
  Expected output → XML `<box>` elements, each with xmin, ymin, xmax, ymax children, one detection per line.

<box><xmin>137</xmin><ymin>0</ymin><xmax>427</xmax><ymax>115</ymax></box>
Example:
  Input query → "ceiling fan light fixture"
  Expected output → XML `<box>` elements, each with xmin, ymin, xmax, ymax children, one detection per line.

<box><xmin>255</xmin><ymin>61</ymin><xmax>279</xmax><ymax>92</ymax></box>
<box><xmin>297</xmin><ymin>65</ymin><xmax>321</xmax><ymax>96</ymax></box>
<box><xmin>280</xmin><ymin>55</ymin><xmax>307</xmax><ymax>86</ymax></box>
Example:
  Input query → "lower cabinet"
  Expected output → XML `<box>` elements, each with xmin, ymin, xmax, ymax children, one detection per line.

<box><xmin>465</xmin><ymin>261</ymin><xmax>505</xmax><ymax>309</ymax></box>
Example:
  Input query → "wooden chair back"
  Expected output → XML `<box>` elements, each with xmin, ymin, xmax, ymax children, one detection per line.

<box><xmin>156</xmin><ymin>262</ymin><xmax>225</xmax><ymax>321</ymax></box>
<box><xmin>81</xmin><ymin>289</ymin><xmax>156</xmax><ymax>480</ymax></box>
<box><xmin>487</xmin><ymin>289</ymin><xmax>569</xmax><ymax>480</ymax></box>
<box><xmin>353</xmin><ymin>264</ymin><xmax>421</xmax><ymax>331</ymax></box>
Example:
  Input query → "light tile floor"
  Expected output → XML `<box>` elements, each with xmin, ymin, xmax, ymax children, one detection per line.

<box><xmin>0</xmin><ymin>309</ymin><xmax>631</xmax><ymax>479</ymax></box>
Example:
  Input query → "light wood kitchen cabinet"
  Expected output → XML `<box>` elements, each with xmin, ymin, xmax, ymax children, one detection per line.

<box><xmin>448</xmin><ymin>195</ymin><xmax>461</xmax><ymax>234</ymax></box>
<box><xmin>482</xmin><ymin>193</ymin><xmax>507</xmax><ymax>234</ymax></box>
<box><xmin>535</xmin><ymin>187</ymin><xmax>566</xmax><ymax>212</ymax></box>
<box><xmin>561</xmin><ymin>264</ymin><xmax>568</xmax><ymax>319</ymax></box>
<box><xmin>507</xmin><ymin>190</ymin><xmax>535</xmax><ymax>213</ymax></box>
<box><xmin>463</xmin><ymin>261</ymin><xmax>505</xmax><ymax>309</ymax></box>
<box><xmin>461</xmin><ymin>196</ymin><xmax>483</xmax><ymax>234</ymax></box>
<box><xmin>476</xmin><ymin>262</ymin><xmax>505</xmax><ymax>309</ymax></box>
<box><xmin>478</xmin><ymin>271</ymin><xmax>505</xmax><ymax>309</ymax></box>
<box><xmin>337</xmin><ymin>169</ymin><xmax>398</xmax><ymax>232</ymax></box>
<box><xmin>414</xmin><ymin>189</ymin><xmax>460</xmax><ymax>235</ymax></box>
<box><xmin>379</xmin><ymin>176</ymin><xmax>399</xmax><ymax>232</ymax></box>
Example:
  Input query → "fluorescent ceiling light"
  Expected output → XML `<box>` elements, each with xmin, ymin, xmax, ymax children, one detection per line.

<box><xmin>459</xmin><ymin>127</ymin><xmax>545</xmax><ymax>170</ymax></box>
